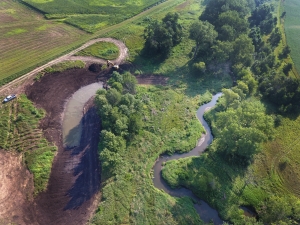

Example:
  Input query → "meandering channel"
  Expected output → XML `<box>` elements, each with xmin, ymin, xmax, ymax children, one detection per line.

<box><xmin>152</xmin><ymin>93</ymin><xmax>223</xmax><ymax>224</ymax></box>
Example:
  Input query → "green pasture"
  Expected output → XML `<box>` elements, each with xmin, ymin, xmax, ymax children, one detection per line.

<box><xmin>23</xmin><ymin>0</ymin><xmax>164</xmax><ymax>32</ymax></box>
<box><xmin>283</xmin><ymin>0</ymin><xmax>300</xmax><ymax>74</ymax></box>
<box><xmin>75</xmin><ymin>42</ymin><xmax>119</xmax><ymax>60</ymax></box>
<box><xmin>0</xmin><ymin>95</ymin><xmax>57</xmax><ymax>195</ymax></box>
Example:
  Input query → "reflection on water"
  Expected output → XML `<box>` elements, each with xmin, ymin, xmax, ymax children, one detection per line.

<box><xmin>63</xmin><ymin>82</ymin><xmax>103</xmax><ymax>147</ymax></box>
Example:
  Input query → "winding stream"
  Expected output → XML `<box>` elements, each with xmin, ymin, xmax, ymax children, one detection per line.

<box><xmin>152</xmin><ymin>93</ymin><xmax>223</xmax><ymax>224</ymax></box>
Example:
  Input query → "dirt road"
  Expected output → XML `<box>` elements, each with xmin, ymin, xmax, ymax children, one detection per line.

<box><xmin>0</xmin><ymin>38</ymin><xmax>128</xmax><ymax>96</ymax></box>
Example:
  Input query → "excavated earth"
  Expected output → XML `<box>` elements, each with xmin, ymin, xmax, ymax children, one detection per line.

<box><xmin>0</xmin><ymin>64</ymin><xmax>168</xmax><ymax>225</ymax></box>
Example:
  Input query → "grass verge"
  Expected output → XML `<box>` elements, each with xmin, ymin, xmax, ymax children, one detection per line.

<box><xmin>282</xmin><ymin>0</ymin><xmax>300</xmax><ymax>75</ymax></box>
<box><xmin>75</xmin><ymin>42</ymin><xmax>119</xmax><ymax>60</ymax></box>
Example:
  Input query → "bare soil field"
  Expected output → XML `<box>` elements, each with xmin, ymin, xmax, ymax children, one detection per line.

<box><xmin>0</xmin><ymin>63</ymin><xmax>167</xmax><ymax>224</ymax></box>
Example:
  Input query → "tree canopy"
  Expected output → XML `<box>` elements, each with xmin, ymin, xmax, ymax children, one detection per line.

<box><xmin>143</xmin><ymin>12</ymin><xmax>183</xmax><ymax>57</ymax></box>
<box><xmin>211</xmin><ymin>99</ymin><xmax>274</xmax><ymax>165</ymax></box>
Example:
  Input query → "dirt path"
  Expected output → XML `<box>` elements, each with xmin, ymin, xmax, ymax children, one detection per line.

<box><xmin>0</xmin><ymin>38</ymin><xmax>128</xmax><ymax>96</ymax></box>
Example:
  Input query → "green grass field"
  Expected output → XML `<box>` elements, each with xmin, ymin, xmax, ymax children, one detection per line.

<box><xmin>283</xmin><ymin>0</ymin><xmax>300</xmax><ymax>74</ymax></box>
<box><xmin>23</xmin><ymin>0</ymin><xmax>164</xmax><ymax>33</ymax></box>
<box><xmin>0</xmin><ymin>94</ymin><xmax>57</xmax><ymax>194</ymax></box>
<box><xmin>75</xmin><ymin>42</ymin><xmax>119</xmax><ymax>60</ymax></box>
<box><xmin>0</xmin><ymin>0</ymin><xmax>87</xmax><ymax>84</ymax></box>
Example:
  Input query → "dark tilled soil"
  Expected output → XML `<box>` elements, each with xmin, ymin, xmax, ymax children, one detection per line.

<box><xmin>0</xmin><ymin>64</ymin><xmax>168</xmax><ymax>225</ymax></box>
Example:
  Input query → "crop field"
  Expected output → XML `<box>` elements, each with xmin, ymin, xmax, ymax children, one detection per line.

<box><xmin>0</xmin><ymin>0</ymin><xmax>87</xmax><ymax>85</ymax></box>
<box><xmin>283</xmin><ymin>0</ymin><xmax>300</xmax><ymax>74</ymax></box>
<box><xmin>23</xmin><ymin>0</ymin><xmax>164</xmax><ymax>33</ymax></box>
<box><xmin>0</xmin><ymin>94</ymin><xmax>57</xmax><ymax>194</ymax></box>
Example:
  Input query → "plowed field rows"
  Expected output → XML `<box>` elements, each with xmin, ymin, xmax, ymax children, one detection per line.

<box><xmin>0</xmin><ymin>0</ymin><xmax>86</xmax><ymax>82</ymax></box>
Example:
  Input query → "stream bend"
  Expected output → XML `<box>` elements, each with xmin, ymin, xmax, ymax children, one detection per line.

<box><xmin>152</xmin><ymin>93</ymin><xmax>223</xmax><ymax>224</ymax></box>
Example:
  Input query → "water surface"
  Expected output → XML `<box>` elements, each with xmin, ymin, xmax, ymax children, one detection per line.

<box><xmin>62</xmin><ymin>82</ymin><xmax>103</xmax><ymax>147</ymax></box>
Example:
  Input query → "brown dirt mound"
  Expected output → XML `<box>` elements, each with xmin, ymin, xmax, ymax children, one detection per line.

<box><xmin>0</xmin><ymin>151</ymin><xmax>37</xmax><ymax>225</ymax></box>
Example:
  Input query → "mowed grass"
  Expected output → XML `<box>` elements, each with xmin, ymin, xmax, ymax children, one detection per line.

<box><xmin>255</xmin><ymin>114</ymin><xmax>300</xmax><ymax>197</ymax></box>
<box><xmin>283</xmin><ymin>0</ymin><xmax>300</xmax><ymax>74</ymax></box>
<box><xmin>0</xmin><ymin>0</ymin><xmax>87</xmax><ymax>84</ymax></box>
<box><xmin>75</xmin><ymin>42</ymin><xmax>119</xmax><ymax>60</ymax></box>
<box><xmin>23</xmin><ymin>0</ymin><xmax>163</xmax><ymax>32</ymax></box>
<box><xmin>0</xmin><ymin>94</ymin><xmax>57</xmax><ymax>194</ymax></box>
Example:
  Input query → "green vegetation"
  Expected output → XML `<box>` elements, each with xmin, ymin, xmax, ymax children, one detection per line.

<box><xmin>23</xmin><ymin>0</ymin><xmax>164</xmax><ymax>33</ymax></box>
<box><xmin>92</xmin><ymin>71</ymin><xmax>206</xmax><ymax>224</ymax></box>
<box><xmin>157</xmin><ymin>0</ymin><xmax>300</xmax><ymax>224</ymax></box>
<box><xmin>283</xmin><ymin>0</ymin><xmax>300</xmax><ymax>74</ymax></box>
<box><xmin>0</xmin><ymin>95</ymin><xmax>57</xmax><ymax>194</ymax></box>
<box><xmin>75</xmin><ymin>42</ymin><xmax>119</xmax><ymax>60</ymax></box>
<box><xmin>143</xmin><ymin>12</ymin><xmax>183</xmax><ymax>57</ymax></box>
<box><xmin>2</xmin><ymin>0</ymin><xmax>300</xmax><ymax>223</ymax></box>
<box><xmin>163</xmin><ymin>103</ymin><xmax>300</xmax><ymax>224</ymax></box>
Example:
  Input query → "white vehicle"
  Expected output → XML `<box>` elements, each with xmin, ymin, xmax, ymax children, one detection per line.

<box><xmin>3</xmin><ymin>94</ymin><xmax>16</xmax><ymax>103</ymax></box>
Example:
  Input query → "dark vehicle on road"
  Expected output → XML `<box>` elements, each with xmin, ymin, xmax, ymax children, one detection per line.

<box><xmin>3</xmin><ymin>94</ymin><xmax>16</xmax><ymax>103</ymax></box>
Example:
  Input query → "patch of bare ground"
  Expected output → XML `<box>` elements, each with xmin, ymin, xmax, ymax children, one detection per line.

<box><xmin>176</xmin><ymin>0</ymin><xmax>190</xmax><ymax>10</ymax></box>
<box><xmin>0</xmin><ymin>150</ymin><xmax>37</xmax><ymax>225</ymax></box>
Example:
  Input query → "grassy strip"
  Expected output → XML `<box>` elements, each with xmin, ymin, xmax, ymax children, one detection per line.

<box><xmin>273</xmin><ymin>0</ymin><xmax>300</xmax><ymax>79</ymax></box>
<box><xmin>23</xmin><ymin>0</ymin><xmax>165</xmax><ymax>33</ymax></box>
<box><xmin>75</xmin><ymin>42</ymin><xmax>119</xmax><ymax>60</ymax></box>
<box><xmin>282</xmin><ymin>0</ymin><xmax>300</xmax><ymax>76</ymax></box>
<box><xmin>0</xmin><ymin>94</ymin><xmax>57</xmax><ymax>194</ymax></box>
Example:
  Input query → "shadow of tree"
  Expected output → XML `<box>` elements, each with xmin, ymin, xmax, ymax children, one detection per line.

<box><xmin>64</xmin><ymin>106</ymin><xmax>101</xmax><ymax>210</ymax></box>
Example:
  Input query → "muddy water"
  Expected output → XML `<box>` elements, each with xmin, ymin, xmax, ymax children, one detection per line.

<box><xmin>62</xmin><ymin>82</ymin><xmax>103</xmax><ymax>147</ymax></box>
<box><xmin>153</xmin><ymin>93</ymin><xmax>223</xmax><ymax>224</ymax></box>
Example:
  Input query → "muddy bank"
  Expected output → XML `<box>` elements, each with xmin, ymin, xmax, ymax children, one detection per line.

<box><xmin>24</xmin><ymin>67</ymin><xmax>102</xmax><ymax>225</ymax></box>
